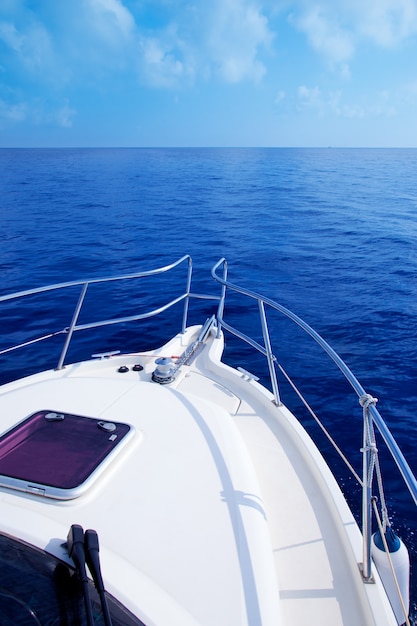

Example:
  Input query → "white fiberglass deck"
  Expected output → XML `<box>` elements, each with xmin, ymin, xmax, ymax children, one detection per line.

<box><xmin>0</xmin><ymin>327</ymin><xmax>397</xmax><ymax>626</ymax></box>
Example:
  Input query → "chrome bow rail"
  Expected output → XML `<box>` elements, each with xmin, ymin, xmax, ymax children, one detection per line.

<box><xmin>0</xmin><ymin>255</ymin><xmax>219</xmax><ymax>371</ymax></box>
<box><xmin>211</xmin><ymin>257</ymin><xmax>417</xmax><ymax>584</ymax></box>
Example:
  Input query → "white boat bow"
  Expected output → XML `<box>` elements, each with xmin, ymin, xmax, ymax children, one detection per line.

<box><xmin>0</xmin><ymin>255</ymin><xmax>415</xmax><ymax>626</ymax></box>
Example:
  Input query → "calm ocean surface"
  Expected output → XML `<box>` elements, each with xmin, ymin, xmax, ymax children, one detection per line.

<box><xmin>1</xmin><ymin>147</ymin><xmax>417</xmax><ymax>618</ymax></box>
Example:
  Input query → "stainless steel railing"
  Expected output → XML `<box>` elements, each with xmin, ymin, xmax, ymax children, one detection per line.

<box><xmin>0</xmin><ymin>255</ymin><xmax>220</xmax><ymax>372</ymax></box>
<box><xmin>211</xmin><ymin>257</ymin><xmax>417</xmax><ymax>581</ymax></box>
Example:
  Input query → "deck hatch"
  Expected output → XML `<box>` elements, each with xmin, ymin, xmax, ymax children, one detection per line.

<box><xmin>0</xmin><ymin>410</ymin><xmax>134</xmax><ymax>499</ymax></box>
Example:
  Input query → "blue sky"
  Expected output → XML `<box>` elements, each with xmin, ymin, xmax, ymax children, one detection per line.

<box><xmin>1</xmin><ymin>0</ymin><xmax>417</xmax><ymax>147</ymax></box>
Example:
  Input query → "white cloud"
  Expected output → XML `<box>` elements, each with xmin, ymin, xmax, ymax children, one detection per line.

<box><xmin>0</xmin><ymin>21</ymin><xmax>23</xmax><ymax>54</ymax></box>
<box><xmin>296</xmin><ymin>84</ymin><xmax>397</xmax><ymax>119</ymax></box>
<box><xmin>0</xmin><ymin>20</ymin><xmax>53</xmax><ymax>72</ymax></box>
<box><xmin>286</xmin><ymin>0</ymin><xmax>417</xmax><ymax>83</ymax></box>
<box><xmin>84</xmin><ymin>0</ymin><xmax>135</xmax><ymax>44</ymax></box>
<box><xmin>55</xmin><ymin>101</ymin><xmax>77</xmax><ymax>127</ymax></box>
<box><xmin>405</xmin><ymin>79</ymin><xmax>417</xmax><ymax>96</ymax></box>
<box><xmin>136</xmin><ymin>0</ymin><xmax>273</xmax><ymax>87</ymax></box>
<box><xmin>339</xmin><ymin>63</ymin><xmax>351</xmax><ymax>80</ymax></box>
<box><xmin>29</xmin><ymin>98</ymin><xmax>76</xmax><ymax>128</ymax></box>
<box><xmin>0</xmin><ymin>0</ymin><xmax>139</xmax><ymax>92</ymax></box>
<box><xmin>0</xmin><ymin>96</ymin><xmax>76</xmax><ymax>129</ymax></box>
<box><xmin>297</xmin><ymin>84</ymin><xmax>322</xmax><ymax>110</ymax></box>
<box><xmin>290</xmin><ymin>5</ymin><xmax>354</xmax><ymax>67</ymax></box>
<box><xmin>274</xmin><ymin>90</ymin><xmax>286</xmax><ymax>103</ymax></box>
<box><xmin>139</xmin><ymin>34</ymin><xmax>189</xmax><ymax>87</ymax></box>
<box><xmin>328</xmin><ymin>90</ymin><xmax>365</xmax><ymax>118</ymax></box>
<box><xmin>205</xmin><ymin>0</ymin><xmax>273</xmax><ymax>83</ymax></box>
<box><xmin>0</xmin><ymin>99</ymin><xmax>26</xmax><ymax>122</ymax></box>
<box><xmin>352</xmin><ymin>0</ymin><xmax>417</xmax><ymax>47</ymax></box>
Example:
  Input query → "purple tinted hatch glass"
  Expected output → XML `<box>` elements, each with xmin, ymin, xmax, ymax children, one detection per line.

<box><xmin>0</xmin><ymin>411</ymin><xmax>131</xmax><ymax>489</ymax></box>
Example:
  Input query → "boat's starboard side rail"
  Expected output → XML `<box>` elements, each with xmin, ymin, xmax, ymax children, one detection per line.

<box><xmin>211</xmin><ymin>257</ymin><xmax>417</xmax><ymax>592</ymax></box>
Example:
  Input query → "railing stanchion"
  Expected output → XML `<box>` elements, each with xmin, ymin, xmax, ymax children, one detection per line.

<box><xmin>258</xmin><ymin>300</ymin><xmax>281</xmax><ymax>406</ymax></box>
<box><xmin>56</xmin><ymin>283</ymin><xmax>89</xmax><ymax>370</ymax></box>
<box><xmin>216</xmin><ymin>260</ymin><xmax>227</xmax><ymax>338</ymax></box>
<box><xmin>361</xmin><ymin>402</ymin><xmax>374</xmax><ymax>581</ymax></box>
<box><xmin>181</xmin><ymin>257</ymin><xmax>193</xmax><ymax>334</ymax></box>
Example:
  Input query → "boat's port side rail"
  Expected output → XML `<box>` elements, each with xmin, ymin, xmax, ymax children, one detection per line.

<box><xmin>0</xmin><ymin>255</ymin><xmax>221</xmax><ymax>372</ymax></box>
<box><xmin>211</xmin><ymin>257</ymin><xmax>417</xmax><ymax>585</ymax></box>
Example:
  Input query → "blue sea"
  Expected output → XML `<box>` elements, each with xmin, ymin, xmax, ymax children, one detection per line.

<box><xmin>1</xmin><ymin>147</ymin><xmax>417</xmax><ymax>620</ymax></box>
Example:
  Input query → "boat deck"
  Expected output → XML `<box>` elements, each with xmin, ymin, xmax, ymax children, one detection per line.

<box><xmin>0</xmin><ymin>327</ymin><xmax>397</xmax><ymax>625</ymax></box>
